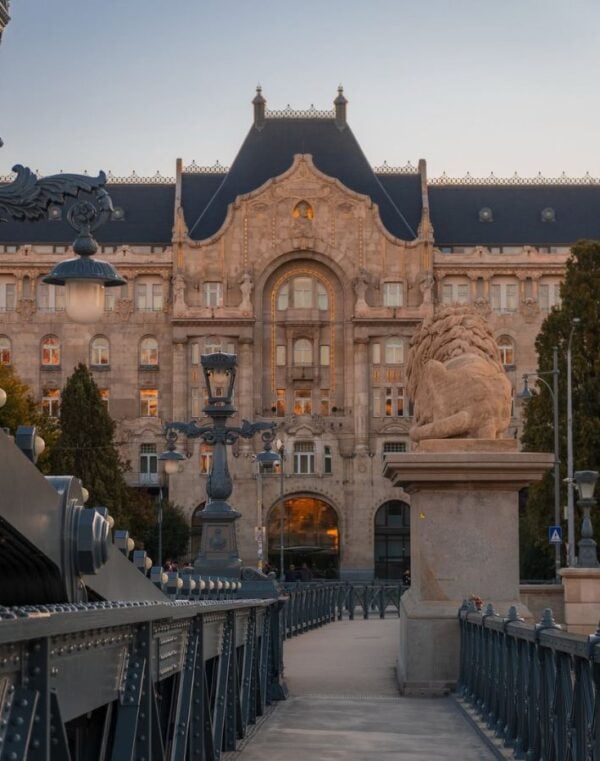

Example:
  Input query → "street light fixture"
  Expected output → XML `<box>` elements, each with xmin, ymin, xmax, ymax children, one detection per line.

<box><xmin>518</xmin><ymin>346</ymin><xmax>560</xmax><ymax>581</ymax></box>
<box><xmin>276</xmin><ymin>437</ymin><xmax>285</xmax><ymax>581</ymax></box>
<box><xmin>566</xmin><ymin>318</ymin><xmax>581</xmax><ymax>566</ymax></box>
<box><xmin>255</xmin><ymin>438</ymin><xmax>281</xmax><ymax>571</ymax></box>
<box><xmin>159</xmin><ymin>429</ymin><xmax>185</xmax><ymax>476</ymax></box>
<box><xmin>573</xmin><ymin>470</ymin><xmax>599</xmax><ymax>568</ymax></box>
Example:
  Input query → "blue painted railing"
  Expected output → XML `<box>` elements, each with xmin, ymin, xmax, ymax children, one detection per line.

<box><xmin>458</xmin><ymin>602</ymin><xmax>600</xmax><ymax>760</ymax></box>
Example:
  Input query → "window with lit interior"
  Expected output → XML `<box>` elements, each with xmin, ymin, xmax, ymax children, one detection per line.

<box><xmin>41</xmin><ymin>336</ymin><xmax>60</xmax><ymax>367</ymax></box>
<box><xmin>139</xmin><ymin>337</ymin><xmax>159</xmax><ymax>366</ymax></box>
<box><xmin>90</xmin><ymin>336</ymin><xmax>110</xmax><ymax>367</ymax></box>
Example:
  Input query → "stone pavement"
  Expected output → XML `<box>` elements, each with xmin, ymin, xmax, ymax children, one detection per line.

<box><xmin>232</xmin><ymin>617</ymin><xmax>497</xmax><ymax>761</ymax></box>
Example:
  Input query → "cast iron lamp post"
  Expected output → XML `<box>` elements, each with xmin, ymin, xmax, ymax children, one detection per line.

<box><xmin>276</xmin><ymin>438</ymin><xmax>286</xmax><ymax>581</ymax></box>
<box><xmin>255</xmin><ymin>440</ymin><xmax>281</xmax><ymax>571</ymax></box>
<box><xmin>519</xmin><ymin>346</ymin><xmax>560</xmax><ymax>581</ymax></box>
<box><xmin>0</xmin><ymin>164</ymin><xmax>125</xmax><ymax>322</ymax></box>
<box><xmin>573</xmin><ymin>470</ymin><xmax>599</xmax><ymax>568</ymax></box>
<box><xmin>160</xmin><ymin>352</ymin><xmax>275</xmax><ymax>578</ymax></box>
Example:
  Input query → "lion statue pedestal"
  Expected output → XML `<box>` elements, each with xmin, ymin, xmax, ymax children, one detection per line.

<box><xmin>383</xmin><ymin>307</ymin><xmax>553</xmax><ymax>696</ymax></box>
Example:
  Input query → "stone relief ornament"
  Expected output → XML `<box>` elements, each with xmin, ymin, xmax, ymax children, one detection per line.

<box><xmin>473</xmin><ymin>296</ymin><xmax>491</xmax><ymax>316</ymax></box>
<box><xmin>353</xmin><ymin>268</ymin><xmax>369</xmax><ymax>309</ymax></box>
<box><xmin>406</xmin><ymin>305</ymin><xmax>512</xmax><ymax>442</ymax></box>
<box><xmin>115</xmin><ymin>299</ymin><xmax>133</xmax><ymax>322</ymax></box>
<box><xmin>239</xmin><ymin>271</ymin><xmax>253</xmax><ymax>313</ymax></box>
<box><xmin>418</xmin><ymin>272</ymin><xmax>435</xmax><ymax>305</ymax></box>
<box><xmin>16</xmin><ymin>298</ymin><xmax>36</xmax><ymax>320</ymax></box>
<box><xmin>521</xmin><ymin>296</ymin><xmax>540</xmax><ymax>322</ymax></box>
<box><xmin>173</xmin><ymin>273</ymin><xmax>186</xmax><ymax>314</ymax></box>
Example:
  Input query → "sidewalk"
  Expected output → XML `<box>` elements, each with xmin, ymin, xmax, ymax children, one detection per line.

<box><xmin>234</xmin><ymin>618</ymin><xmax>497</xmax><ymax>761</ymax></box>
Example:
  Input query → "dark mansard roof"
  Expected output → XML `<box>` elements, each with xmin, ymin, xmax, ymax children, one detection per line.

<box><xmin>182</xmin><ymin>118</ymin><xmax>421</xmax><ymax>241</ymax></box>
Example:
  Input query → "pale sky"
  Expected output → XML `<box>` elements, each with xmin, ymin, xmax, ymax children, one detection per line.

<box><xmin>1</xmin><ymin>0</ymin><xmax>599</xmax><ymax>179</ymax></box>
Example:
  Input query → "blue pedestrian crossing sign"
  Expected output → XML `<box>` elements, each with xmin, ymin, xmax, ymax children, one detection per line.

<box><xmin>548</xmin><ymin>525</ymin><xmax>562</xmax><ymax>544</ymax></box>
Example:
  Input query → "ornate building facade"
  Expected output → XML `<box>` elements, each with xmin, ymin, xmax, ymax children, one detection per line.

<box><xmin>1</xmin><ymin>89</ymin><xmax>598</xmax><ymax>579</ymax></box>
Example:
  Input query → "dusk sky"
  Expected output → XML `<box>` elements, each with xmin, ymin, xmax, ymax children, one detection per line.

<box><xmin>1</xmin><ymin>1</ymin><xmax>599</xmax><ymax>179</ymax></box>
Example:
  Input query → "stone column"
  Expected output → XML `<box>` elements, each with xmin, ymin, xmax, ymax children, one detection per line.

<box><xmin>353</xmin><ymin>337</ymin><xmax>369</xmax><ymax>453</ymax></box>
<box><xmin>560</xmin><ymin>568</ymin><xmax>600</xmax><ymax>635</ymax></box>
<box><xmin>383</xmin><ymin>441</ymin><xmax>553</xmax><ymax>696</ymax></box>
<box><xmin>237</xmin><ymin>336</ymin><xmax>254</xmax><ymax>454</ymax></box>
<box><xmin>172</xmin><ymin>338</ymin><xmax>188</xmax><ymax>421</ymax></box>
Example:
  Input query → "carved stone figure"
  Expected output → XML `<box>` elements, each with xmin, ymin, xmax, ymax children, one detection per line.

<box><xmin>239</xmin><ymin>271</ymin><xmax>253</xmax><ymax>312</ymax></box>
<box><xmin>353</xmin><ymin>269</ymin><xmax>369</xmax><ymax>310</ymax></box>
<box><xmin>418</xmin><ymin>272</ymin><xmax>435</xmax><ymax>305</ymax></box>
<box><xmin>173</xmin><ymin>273</ymin><xmax>186</xmax><ymax>313</ymax></box>
<box><xmin>406</xmin><ymin>305</ymin><xmax>512</xmax><ymax>442</ymax></box>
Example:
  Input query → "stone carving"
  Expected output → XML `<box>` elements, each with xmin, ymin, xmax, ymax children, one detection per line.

<box><xmin>418</xmin><ymin>272</ymin><xmax>435</xmax><ymax>306</ymax></box>
<box><xmin>239</xmin><ymin>271</ymin><xmax>253</xmax><ymax>313</ymax></box>
<box><xmin>353</xmin><ymin>268</ymin><xmax>369</xmax><ymax>310</ymax></box>
<box><xmin>173</xmin><ymin>273</ymin><xmax>186</xmax><ymax>314</ymax></box>
<box><xmin>115</xmin><ymin>299</ymin><xmax>133</xmax><ymax>322</ymax></box>
<box><xmin>16</xmin><ymin>298</ymin><xmax>36</xmax><ymax>320</ymax></box>
<box><xmin>406</xmin><ymin>305</ymin><xmax>512</xmax><ymax>442</ymax></box>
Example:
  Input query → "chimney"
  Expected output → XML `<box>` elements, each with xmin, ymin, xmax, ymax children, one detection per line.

<box><xmin>334</xmin><ymin>85</ymin><xmax>348</xmax><ymax>129</ymax></box>
<box><xmin>253</xmin><ymin>85</ymin><xmax>266</xmax><ymax>129</ymax></box>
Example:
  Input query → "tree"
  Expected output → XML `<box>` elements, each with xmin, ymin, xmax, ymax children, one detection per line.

<box><xmin>140</xmin><ymin>502</ymin><xmax>190</xmax><ymax>564</ymax></box>
<box><xmin>521</xmin><ymin>240</ymin><xmax>600</xmax><ymax>578</ymax></box>
<box><xmin>0</xmin><ymin>364</ymin><xmax>58</xmax><ymax>472</ymax></box>
<box><xmin>50</xmin><ymin>363</ymin><xmax>131</xmax><ymax>525</ymax></box>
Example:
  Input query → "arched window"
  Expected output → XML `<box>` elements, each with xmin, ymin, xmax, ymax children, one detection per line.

<box><xmin>0</xmin><ymin>336</ymin><xmax>11</xmax><ymax>365</ymax></box>
<box><xmin>293</xmin><ymin>338</ymin><xmax>313</xmax><ymax>366</ymax></box>
<box><xmin>139</xmin><ymin>336</ymin><xmax>159</xmax><ymax>366</ymax></box>
<box><xmin>41</xmin><ymin>335</ymin><xmax>60</xmax><ymax>366</ymax></box>
<box><xmin>292</xmin><ymin>200</ymin><xmax>314</xmax><ymax>220</ymax></box>
<box><xmin>385</xmin><ymin>337</ymin><xmax>404</xmax><ymax>365</ymax></box>
<box><xmin>90</xmin><ymin>336</ymin><xmax>110</xmax><ymax>367</ymax></box>
<box><xmin>497</xmin><ymin>336</ymin><xmax>515</xmax><ymax>366</ymax></box>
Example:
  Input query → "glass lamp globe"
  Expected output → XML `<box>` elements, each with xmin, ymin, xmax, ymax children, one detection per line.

<box><xmin>164</xmin><ymin>458</ymin><xmax>180</xmax><ymax>476</ymax></box>
<box><xmin>65</xmin><ymin>280</ymin><xmax>105</xmax><ymax>323</ymax></box>
<box><xmin>0</xmin><ymin>388</ymin><xmax>7</xmax><ymax>408</ymax></box>
<box><xmin>34</xmin><ymin>435</ymin><xmax>46</xmax><ymax>458</ymax></box>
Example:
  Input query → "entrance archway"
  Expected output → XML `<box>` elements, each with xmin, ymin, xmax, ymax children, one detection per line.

<box><xmin>267</xmin><ymin>496</ymin><xmax>339</xmax><ymax>579</ymax></box>
<box><xmin>374</xmin><ymin>500</ymin><xmax>410</xmax><ymax>580</ymax></box>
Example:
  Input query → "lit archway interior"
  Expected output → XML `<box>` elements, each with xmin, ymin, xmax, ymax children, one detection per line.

<box><xmin>374</xmin><ymin>500</ymin><xmax>410</xmax><ymax>580</ymax></box>
<box><xmin>267</xmin><ymin>496</ymin><xmax>339</xmax><ymax>578</ymax></box>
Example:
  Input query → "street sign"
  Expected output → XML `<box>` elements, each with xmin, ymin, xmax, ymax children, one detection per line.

<box><xmin>548</xmin><ymin>525</ymin><xmax>562</xmax><ymax>544</ymax></box>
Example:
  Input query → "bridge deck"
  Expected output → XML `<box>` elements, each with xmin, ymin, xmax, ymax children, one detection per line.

<box><xmin>233</xmin><ymin>617</ymin><xmax>496</xmax><ymax>761</ymax></box>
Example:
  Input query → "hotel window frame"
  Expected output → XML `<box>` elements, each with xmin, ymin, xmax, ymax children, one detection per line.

<box><xmin>0</xmin><ymin>335</ymin><xmax>11</xmax><ymax>365</ymax></box>
<box><xmin>41</xmin><ymin>335</ymin><xmax>61</xmax><ymax>367</ymax></box>
<box><xmin>293</xmin><ymin>441</ymin><xmax>315</xmax><ymax>474</ymax></box>
<box><xmin>37</xmin><ymin>283</ymin><xmax>65</xmax><ymax>312</ymax></box>
<box><xmin>135</xmin><ymin>277</ymin><xmax>164</xmax><ymax>312</ymax></box>
<box><xmin>199</xmin><ymin>444</ymin><xmax>213</xmax><ymax>475</ymax></box>
<box><xmin>90</xmin><ymin>336</ymin><xmax>110</xmax><ymax>367</ymax></box>
<box><xmin>539</xmin><ymin>280</ymin><xmax>562</xmax><ymax>312</ymax></box>
<box><xmin>293</xmin><ymin>389</ymin><xmax>312</xmax><ymax>416</ymax></box>
<box><xmin>203</xmin><ymin>282</ymin><xmax>223</xmax><ymax>308</ymax></box>
<box><xmin>385</xmin><ymin>337</ymin><xmax>404</xmax><ymax>365</ymax></box>
<box><xmin>42</xmin><ymin>388</ymin><xmax>60</xmax><ymax>418</ymax></box>
<box><xmin>383</xmin><ymin>281</ymin><xmax>404</xmax><ymax>307</ymax></box>
<box><xmin>293</xmin><ymin>338</ymin><xmax>313</xmax><ymax>366</ymax></box>
<box><xmin>490</xmin><ymin>281</ymin><xmax>519</xmax><ymax>314</ymax></box>
<box><xmin>276</xmin><ymin>389</ymin><xmax>286</xmax><ymax>417</ymax></box>
<box><xmin>323</xmin><ymin>445</ymin><xmax>333</xmax><ymax>474</ymax></box>
<box><xmin>497</xmin><ymin>336</ymin><xmax>515</xmax><ymax>366</ymax></box>
<box><xmin>139</xmin><ymin>443</ymin><xmax>158</xmax><ymax>485</ymax></box>
<box><xmin>0</xmin><ymin>277</ymin><xmax>16</xmax><ymax>312</ymax></box>
<box><xmin>140</xmin><ymin>389</ymin><xmax>159</xmax><ymax>417</ymax></box>
<box><xmin>139</xmin><ymin>336</ymin><xmax>159</xmax><ymax>367</ymax></box>
<box><xmin>441</xmin><ymin>280</ymin><xmax>470</xmax><ymax>305</ymax></box>
<box><xmin>276</xmin><ymin>345</ymin><xmax>287</xmax><ymax>366</ymax></box>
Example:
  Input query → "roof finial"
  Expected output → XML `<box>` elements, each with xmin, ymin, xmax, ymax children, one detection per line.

<box><xmin>253</xmin><ymin>84</ymin><xmax>266</xmax><ymax>129</ymax></box>
<box><xmin>334</xmin><ymin>84</ymin><xmax>347</xmax><ymax>129</ymax></box>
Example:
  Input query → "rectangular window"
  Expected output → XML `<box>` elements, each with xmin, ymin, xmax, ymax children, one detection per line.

<box><xmin>320</xmin><ymin>345</ymin><xmax>330</xmax><ymax>366</ymax></box>
<box><xmin>37</xmin><ymin>283</ymin><xmax>64</xmax><ymax>311</ymax></box>
<box><xmin>442</xmin><ymin>282</ymin><xmax>470</xmax><ymax>305</ymax></box>
<box><xmin>277</xmin><ymin>283</ymin><xmax>289</xmax><ymax>311</ymax></box>
<box><xmin>140</xmin><ymin>389</ymin><xmax>158</xmax><ymax>417</ymax></box>
<box><xmin>324</xmin><ymin>445</ymin><xmax>332</xmax><ymax>474</ymax></box>
<box><xmin>375</xmin><ymin>387</ymin><xmax>407</xmax><ymax>417</ymax></box>
<box><xmin>316</xmin><ymin>282</ymin><xmax>328</xmax><ymax>310</ymax></box>
<box><xmin>135</xmin><ymin>282</ymin><xmax>148</xmax><ymax>311</ymax></box>
<box><xmin>99</xmin><ymin>388</ymin><xmax>109</xmax><ymax>410</ymax></box>
<box><xmin>152</xmin><ymin>283</ymin><xmax>163</xmax><ymax>312</ymax></box>
<box><xmin>293</xmin><ymin>277</ymin><xmax>313</xmax><ymax>308</ymax></box>
<box><xmin>199</xmin><ymin>444</ymin><xmax>213</xmax><ymax>474</ymax></box>
<box><xmin>104</xmin><ymin>288</ymin><xmax>117</xmax><ymax>312</ymax></box>
<box><xmin>396</xmin><ymin>386</ymin><xmax>405</xmax><ymax>417</ymax></box>
<box><xmin>491</xmin><ymin>282</ymin><xmax>518</xmax><ymax>313</ymax></box>
<box><xmin>294</xmin><ymin>441</ymin><xmax>315</xmax><ymax>474</ymax></box>
<box><xmin>191</xmin><ymin>388</ymin><xmax>202</xmax><ymax>418</ymax></box>
<box><xmin>276</xmin><ymin>389</ymin><xmax>286</xmax><ymax>417</ymax></box>
<box><xmin>140</xmin><ymin>443</ymin><xmax>158</xmax><ymax>485</ymax></box>
<box><xmin>204</xmin><ymin>282</ymin><xmax>223</xmax><ymax>307</ymax></box>
<box><xmin>42</xmin><ymin>389</ymin><xmax>60</xmax><ymax>418</ymax></box>
<box><xmin>539</xmin><ymin>282</ymin><xmax>561</xmax><ymax>312</ymax></box>
<box><xmin>383</xmin><ymin>282</ymin><xmax>403</xmax><ymax>307</ymax></box>
<box><xmin>0</xmin><ymin>280</ymin><xmax>16</xmax><ymax>311</ymax></box>
<box><xmin>320</xmin><ymin>389</ymin><xmax>330</xmax><ymax>416</ymax></box>
<box><xmin>372</xmin><ymin>343</ymin><xmax>381</xmax><ymax>365</ymax></box>
<box><xmin>276</xmin><ymin>345</ymin><xmax>286</xmax><ymax>366</ymax></box>
<box><xmin>294</xmin><ymin>390</ymin><xmax>312</xmax><ymax>416</ymax></box>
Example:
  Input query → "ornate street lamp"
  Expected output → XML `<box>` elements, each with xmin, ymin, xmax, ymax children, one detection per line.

<box><xmin>255</xmin><ymin>436</ymin><xmax>281</xmax><ymax>571</ymax></box>
<box><xmin>574</xmin><ymin>470</ymin><xmax>599</xmax><ymax>568</ymax></box>
<box><xmin>0</xmin><ymin>164</ymin><xmax>125</xmax><ymax>323</ymax></box>
<box><xmin>158</xmin><ymin>429</ymin><xmax>186</xmax><ymax>476</ymax></box>
<box><xmin>161</xmin><ymin>352</ymin><xmax>275</xmax><ymax>578</ymax></box>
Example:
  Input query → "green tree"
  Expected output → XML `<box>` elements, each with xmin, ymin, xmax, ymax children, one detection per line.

<box><xmin>521</xmin><ymin>240</ymin><xmax>600</xmax><ymax>578</ymax></box>
<box><xmin>50</xmin><ymin>363</ymin><xmax>130</xmax><ymax>525</ymax></box>
<box><xmin>140</xmin><ymin>502</ymin><xmax>190</xmax><ymax>564</ymax></box>
<box><xmin>0</xmin><ymin>364</ymin><xmax>58</xmax><ymax>472</ymax></box>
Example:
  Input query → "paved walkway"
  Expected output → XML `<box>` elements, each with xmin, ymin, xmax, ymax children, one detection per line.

<box><xmin>234</xmin><ymin>618</ymin><xmax>496</xmax><ymax>761</ymax></box>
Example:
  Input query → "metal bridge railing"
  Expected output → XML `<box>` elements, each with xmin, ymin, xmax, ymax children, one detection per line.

<box><xmin>458</xmin><ymin>602</ymin><xmax>600</xmax><ymax>760</ymax></box>
<box><xmin>281</xmin><ymin>582</ymin><xmax>404</xmax><ymax>637</ymax></box>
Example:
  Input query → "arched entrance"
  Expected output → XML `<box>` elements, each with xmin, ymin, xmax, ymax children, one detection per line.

<box><xmin>374</xmin><ymin>500</ymin><xmax>410</xmax><ymax>580</ymax></box>
<box><xmin>190</xmin><ymin>503</ymin><xmax>205</xmax><ymax>560</ymax></box>
<box><xmin>267</xmin><ymin>496</ymin><xmax>339</xmax><ymax>578</ymax></box>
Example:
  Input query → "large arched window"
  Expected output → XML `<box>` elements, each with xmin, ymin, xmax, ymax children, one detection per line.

<box><xmin>385</xmin><ymin>337</ymin><xmax>404</xmax><ymax>365</ymax></box>
<box><xmin>0</xmin><ymin>336</ymin><xmax>11</xmax><ymax>365</ymax></box>
<box><xmin>139</xmin><ymin>336</ymin><xmax>159</xmax><ymax>366</ymax></box>
<box><xmin>90</xmin><ymin>336</ymin><xmax>110</xmax><ymax>367</ymax></box>
<box><xmin>41</xmin><ymin>335</ymin><xmax>60</xmax><ymax>366</ymax></box>
<box><xmin>497</xmin><ymin>336</ymin><xmax>515</xmax><ymax>366</ymax></box>
<box><xmin>293</xmin><ymin>338</ymin><xmax>313</xmax><ymax>366</ymax></box>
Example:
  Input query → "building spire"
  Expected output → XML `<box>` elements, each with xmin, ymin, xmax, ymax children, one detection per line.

<box><xmin>334</xmin><ymin>84</ymin><xmax>348</xmax><ymax>129</ymax></box>
<box><xmin>253</xmin><ymin>84</ymin><xmax>266</xmax><ymax>129</ymax></box>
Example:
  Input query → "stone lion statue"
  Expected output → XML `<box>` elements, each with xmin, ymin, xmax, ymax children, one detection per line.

<box><xmin>406</xmin><ymin>305</ymin><xmax>512</xmax><ymax>442</ymax></box>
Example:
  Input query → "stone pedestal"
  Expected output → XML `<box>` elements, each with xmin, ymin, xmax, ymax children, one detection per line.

<box><xmin>383</xmin><ymin>441</ymin><xmax>552</xmax><ymax>696</ymax></box>
<box><xmin>560</xmin><ymin>567</ymin><xmax>600</xmax><ymax>635</ymax></box>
